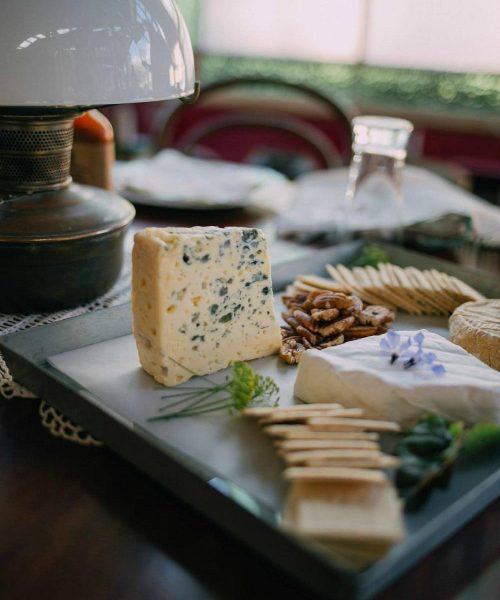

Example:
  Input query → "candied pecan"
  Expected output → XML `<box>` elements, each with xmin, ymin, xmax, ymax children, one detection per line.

<box><xmin>318</xmin><ymin>315</ymin><xmax>355</xmax><ymax>337</ymax></box>
<box><xmin>343</xmin><ymin>325</ymin><xmax>379</xmax><ymax>339</ymax></box>
<box><xmin>348</xmin><ymin>295</ymin><xmax>363</xmax><ymax>314</ymax></box>
<box><xmin>359</xmin><ymin>305</ymin><xmax>395</xmax><ymax>327</ymax></box>
<box><xmin>310</xmin><ymin>307</ymin><xmax>340</xmax><ymax>322</ymax></box>
<box><xmin>312</xmin><ymin>292</ymin><xmax>354</xmax><ymax>310</ymax></box>
<box><xmin>301</xmin><ymin>337</ymin><xmax>313</xmax><ymax>349</ymax></box>
<box><xmin>283</xmin><ymin>314</ymin><xmax>300</xmax><ymax>331</ymax></box>
<box><xmin>280</xmin><ymin>327</ymin><xmax>296</xmax><ymax>339</ymax></box>
<box><xmin>280</xmin><ymin>338</ymin><xmax>306</xmax><ymax>364</ymax></box>
<box><xmin>293</xmin><ymin>309</ymin><xmax>319</xmax><ymax>332</ymax></box>
<box><xmin>282</xmin><ymin>292</ymin><xmax>307</xmax><ymax>309</ymax></box>
<box><xmin>302</xmin><ymin>289</ymin><xmax>328</xmax><ymax>310</ymax></box>
<box><xmin>296</xmin><ymin>325</ymin><xmax>318</xmax><ymax>345</ymax></box>
<box><xmin>318</xmin><ymin>334</ymin><xmax>344</xmax><ymax>349</ymax></box>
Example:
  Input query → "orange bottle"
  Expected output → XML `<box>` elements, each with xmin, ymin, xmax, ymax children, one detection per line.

<box><xmin>71</xmin><ymin>109</ymin><xmax>115</xmax><ymax>190</ymax></box>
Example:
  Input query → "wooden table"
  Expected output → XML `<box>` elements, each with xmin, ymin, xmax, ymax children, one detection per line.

<box><xmin>1</xmin><ymin>205</ymin><xmax>500</xmax><ymax>600</ymax></box>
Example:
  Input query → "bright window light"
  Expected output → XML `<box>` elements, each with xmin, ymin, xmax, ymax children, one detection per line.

<box><xmin>199</xmin><ymin>0</ymin><xmax>366</xmax><ymax>63</ymax></box>
<box><xmin>366</xmin><ymin>0</ymin><xmax>500</xmax><ymax>73</ymax></box>
<box><xmin>196</xmin><ymin>0</ymin><xmax>500</xmax><ymax>74</ymax></box>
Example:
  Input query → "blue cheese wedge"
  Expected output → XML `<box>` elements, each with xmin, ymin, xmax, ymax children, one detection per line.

<box><xmin>132</xmin><ymin>226</ymin><xmax>282</xmax><ymax>386</ymax></box>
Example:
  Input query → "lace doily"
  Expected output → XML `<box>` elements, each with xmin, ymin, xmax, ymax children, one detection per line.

<box><xmin>0</xmin><ymin>234</ymin><xmax>132</xmax><ymax>446</ymax></box>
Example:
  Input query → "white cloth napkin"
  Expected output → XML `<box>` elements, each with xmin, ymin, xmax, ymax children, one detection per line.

<box><xmin>113</xmin><ymin>149</ymin><xmax>293</xmax><ymax>210</ymax></box>
<box><xmin>277</xmin><ymin>166</ymin><xmax>500</xmax><ymax>242</ymax></box>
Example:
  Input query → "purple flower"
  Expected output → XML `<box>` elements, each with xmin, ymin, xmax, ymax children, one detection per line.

<box><xmin>380</xmin><ymin>330</ymin><xmax>446</xmax><ymax>375</ymax></box>
<box><xmin>379</xmin><ymin>330</ymin><xmax>411</xmax><ymax>364</ymax></box>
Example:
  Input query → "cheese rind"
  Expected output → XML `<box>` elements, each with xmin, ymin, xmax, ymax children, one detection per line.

<box><xmin>132</xmin><ymin>226</ymin><xmax>282</xmax><ymax>386</ymax></box>
<box><xmin>449</xmin><ymin>300</ymin><xmax>500</xmax><ymax>370</ymax></box>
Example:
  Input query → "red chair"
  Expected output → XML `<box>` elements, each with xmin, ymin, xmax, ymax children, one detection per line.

<box><xmin>152</xmin><ymin>77</ymin><xmax>354</xmax><ymax>179</ymax></box>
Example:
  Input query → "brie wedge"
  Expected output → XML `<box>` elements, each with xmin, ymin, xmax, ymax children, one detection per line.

<box><xmin>294</xmin><ymin>330</ymin><xmax>500</xmax><ymax>427</ymax></box>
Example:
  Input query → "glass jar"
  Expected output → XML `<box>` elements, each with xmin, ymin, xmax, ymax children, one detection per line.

<box><xmin>343</xmin><ymin>116</ymin><xmax>414</xmax><ymax>242</ymax></box>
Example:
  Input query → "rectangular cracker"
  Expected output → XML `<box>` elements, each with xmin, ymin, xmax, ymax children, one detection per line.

<box><xmin>242</xmin><ymin>403</ymin><xmax>343</xmax><ymax>417</ymax></box>
<box><xmin>376</xmin><ymin>263</ymin><xmax>421</xmax><ymax>314</ymax></box>
<box><xmin>424</xmin><ymin>270</ymin><xmax>460</xmax><ymax>311</ymax></box>
<box><xmin>449</xmin><ymin>275</ymin><xmax>485</xmax><ymax>302</ymax></box>
<box><xmin>283</xmin><ymin>480</ymin><xmax>405</xmax><ymax>544</ymax></box>
<box><xmin>283</xmin><ymin>467</ymin><xmax>387</xmax><ymax>483</ymax></box>
<box><xmin>297</xmin><ymin>274</ymin><xmax>348</xmax><ymax>293</ymax></box>
<box><xmin>292</xmin><ymin>280</ymin><xmax>323</xmax><ymax>293</ymax></box>
<box><xmin>259</xmin><ymin>407</ymin><xmax>364</xmax><ymax>425</ymax></box>
<box><xmin>264</xmin><ymin>425</ymin><xmax>380</xmax><ymax>440</ymax></box>
<box><xmin>276</xmin><ymin>439</ymin><xmax>380</xmax><ymax>452</ymax></box>
<box><xmin>351</xmin><ymin>267</ymin><xmax>396</xmax><ymax>307</ymax></box>
<box><xmin>307</xmin><ymin>417</ymin><xmax>401</xmax><ymax>433</ymax></box>
<box><xmin>300</xmin><ymin>455</ymin><xmax>400</xmax><ymax>469</ymax></box>
<box><xmin>383</xmin><ymin>264</ymin><xmax>425</xmax><ymax>315</ymax></box>
<box><xmin>364</xmin><ymin>265</ymin><xmax>421</xmax><ymax>313</ymax></box>
<box><xmin>404</xmin><ymin>267</ymin><xmax>450</xmax><ymax>315</ymax></box>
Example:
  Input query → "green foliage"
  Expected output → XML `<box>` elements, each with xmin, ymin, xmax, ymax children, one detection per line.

<box><xmin>461</xmin><ymin>423</ymin><xmax>500</xmax><ymax>457</ymax></box>
<box><xmin>200</xmin><ymin>55</ymin><xmax>500</xmax><ymax>115</ymax></box>
<box><xmin>395</xmin><ymin>415</ymin><xmax>462</xmax><ymax>509</ymax></box>
<box><xmin>350</xmin><ymin>245</ymin><xmax>389</xmax><ymax>268</ymax></box>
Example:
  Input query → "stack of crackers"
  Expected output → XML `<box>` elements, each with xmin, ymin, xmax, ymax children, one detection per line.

<box><xmin>289</xmin><ymin>263</ymin><xmax>485</xmax><ymax>316</ymax></box>
<box><xmin>243</xmin><ymin>403</ymin><xmax>406</xmax><ymax>567</ymax></box>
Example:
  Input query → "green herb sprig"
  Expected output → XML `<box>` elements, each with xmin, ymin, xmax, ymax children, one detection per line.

<box><xmin>149</xmin><ymin>361</ymin><xmax>279</xmax><ymax>422</ymax></box>
<box><xmin>350</xmin><ymin>244</ymin><xmax>389</xmax><ymax>268</ymax></box>
<box><xmin>395</xmin><ymin>415</ymin><xmax>463</xmax><ymax>510</ymax></box>
<box><xmin>395</xmin><ymin>416</ymin><xmax>500</xmax><ymax>510</ymax></box>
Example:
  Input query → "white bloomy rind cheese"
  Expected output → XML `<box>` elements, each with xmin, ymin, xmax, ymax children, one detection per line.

<box><xmin>132</xmin><ymin>226</ymin><xmax>282</xmax><ymax>386</ymax></box>
<box><xmin>294</xmin><ymin>329</ymin><xmax>500</xmax><ymax>428</ymax></box>
<box><xmin>449</xmin><ymin>300</ymin><xmax>500</xmax><ymax>371</ymax></box>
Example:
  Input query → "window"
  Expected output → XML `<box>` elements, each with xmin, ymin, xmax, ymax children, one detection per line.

<box><xmin>191</xmin><ymin>0</ymin><xmax>500</xmax><ymax>74</ymax></box>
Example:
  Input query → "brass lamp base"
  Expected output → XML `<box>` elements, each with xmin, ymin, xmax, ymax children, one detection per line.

<box><xmin>0</xmin><ymin>183</ymin><xmax>134</xmax><ymax>313</ymax></box>
<box><xmin>0</xmin><ymin>108</ymin><xmax>135</xmax><ymax>314</ymax></box>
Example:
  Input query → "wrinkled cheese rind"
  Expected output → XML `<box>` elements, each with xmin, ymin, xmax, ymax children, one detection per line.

<box><xmin>132</xmin><ymin>226</ymin><xmax>282</xmax><ymax>386</ymax></box>
<box><xmin>294</xmin><ymin>329</ymin><xmax>500</xmax><ymax>428</ymax></box>
<box><xmin>450</xmin><ymin>300</ymin><xmax>500</xmax><ymax>370</ymax></box>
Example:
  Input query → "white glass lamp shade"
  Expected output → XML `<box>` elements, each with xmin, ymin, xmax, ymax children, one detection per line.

<box><xmin>0</xmin><ymin>0</ymin><xmax>195</xmax><ymax>107</ymax></box>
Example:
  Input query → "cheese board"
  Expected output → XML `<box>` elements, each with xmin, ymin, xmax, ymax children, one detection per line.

<box><xmin>2</xmin><ymin>240</ymin><xmax>500</xmax><ymax>600</ymax></box>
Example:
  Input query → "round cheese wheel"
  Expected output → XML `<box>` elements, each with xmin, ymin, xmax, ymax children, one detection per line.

<box><xmin>449</xmin><ymin>299</ymin><xmax>500</xmax><ymax>370</ymax></box>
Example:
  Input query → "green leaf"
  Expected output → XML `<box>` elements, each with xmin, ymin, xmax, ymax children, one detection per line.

<box><xmin>350</xmin><ymin>245</ymin><xmax>389</xmax><ymax>268</ymax></box>
<box><xmin>461</xmin><ymin>423</ymin><xmax>500</xmax><ymax>457</ymax></box>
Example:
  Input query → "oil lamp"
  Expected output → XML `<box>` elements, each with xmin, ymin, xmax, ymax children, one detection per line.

<box><xmin>0</xmin><ymin>0</ymin><xmax>195</xmax><ymax>312</ymax></box>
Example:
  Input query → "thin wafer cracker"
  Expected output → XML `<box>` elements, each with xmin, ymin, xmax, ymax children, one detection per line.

<box><xmin>301</xmin><ymin>455</ymin><xmax>400</xmax><ymax>469</ymax></box>
<box><xmin>283</xmin><ymin>479</ymin><xmax>405</xmax><ymax>544</ymax></box>
<box><xmin>293</xmin><ymin>280</ymin><xmax>322</xmax><ymax>293</ymax></box>
<box><xmin>307</xmin><ymin>417</ymin><xmax>401</xmax><ymax>433</ymax></box>
<box><xmin>242</xmin><ymin>403</ymin><xmax>342</xmax><ymax>417</ymax></box>
<box><xmin>365</xmin><ymin>265</ymin><xmax>421</xmax><ymax>313</ymax></box>
<box><xmin>276</xmin><ymin>439</ymin><xmax>380</xmax><ymax>452</ymax></box>
<box><xmin>404</xmin><ymin>267</ymin><xmax>450</xmax><ymax>314</ymax></box>
<box><xmin>259</xmin><ymin>407</ymin><xmax>364</xmax><ymax>425</ymax></box>
<box><xmin>284</xmin><ymin>467</ymin><xmax>387</xmax><ymax>483</ymax></box>
<box><xmin>297</xmin><ymin>274</ymin><xmax>348</xmax><ymax>293</ymax></box>
<box><xmin>263</xmin><ymin>425</ymin><xmax>380</xmax><ymax>440</ymax></box>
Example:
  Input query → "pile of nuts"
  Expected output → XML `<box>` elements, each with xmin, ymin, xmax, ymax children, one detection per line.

<box><xmin>279</xmin><ymin>290</ymin><xmax>395</xmax><ymax>364</ymax></box>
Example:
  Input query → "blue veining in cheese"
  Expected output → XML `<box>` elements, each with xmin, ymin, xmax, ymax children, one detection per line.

<box><xmin>132</xmin><ymin>226</ymin><xmax>282</xmax><ymax>386</ymax></box>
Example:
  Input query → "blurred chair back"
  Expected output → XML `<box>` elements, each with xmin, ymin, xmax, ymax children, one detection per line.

<box><xmin>153</xmin><ymin>77</ymin><xmax>353</xmax><ymax>178</ymax></box>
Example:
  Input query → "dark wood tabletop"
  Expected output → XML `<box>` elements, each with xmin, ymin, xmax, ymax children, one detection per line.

<box><xmin>1</xmin><ymin>205</ymin><xmax>500</xmax><ymax>600</ymax></box>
